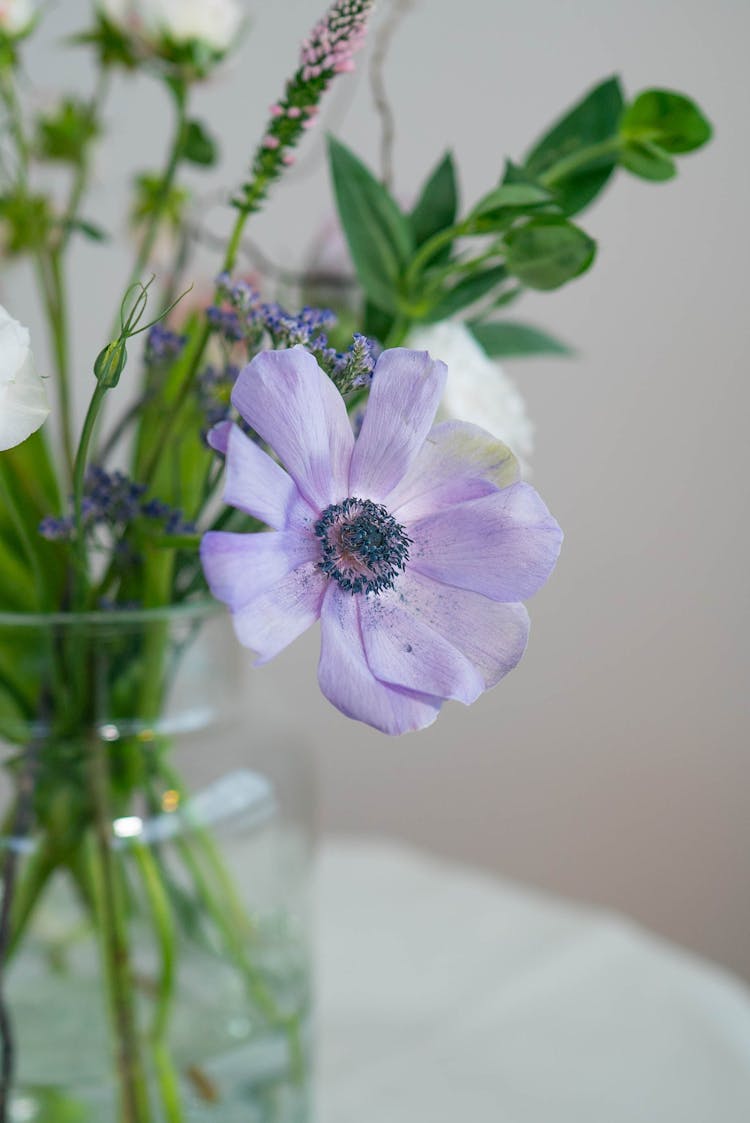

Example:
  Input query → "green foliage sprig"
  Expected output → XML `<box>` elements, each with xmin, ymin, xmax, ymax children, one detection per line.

<box><xmin>328</xmin><ymin>77</ymin><xmax>712</xmax><ymax>354</ymax></box>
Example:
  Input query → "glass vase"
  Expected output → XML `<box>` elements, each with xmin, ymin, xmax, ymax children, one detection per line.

<box><xmin>0</xmin><ymin>603</ymin><xmax>313</xmax><ymax>1123</ymax></box>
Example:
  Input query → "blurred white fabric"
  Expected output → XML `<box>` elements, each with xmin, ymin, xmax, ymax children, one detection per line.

<box><xmin>316</xmin><ymin>840</ymin><xmax>750</xmax><ymax>1122</ymax></box>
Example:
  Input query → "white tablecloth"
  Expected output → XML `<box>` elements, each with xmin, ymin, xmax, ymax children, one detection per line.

<box><xmin>316</xmin><ymin>840</ymin><xmax>750</xmax><ymax>1122</ymax></box>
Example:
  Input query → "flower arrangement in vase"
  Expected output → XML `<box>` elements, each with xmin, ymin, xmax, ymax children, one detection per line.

<box><xmin>0</xmin><ymin>0</ymin><xmax>711</xmax><ymax>1119</ymax></box>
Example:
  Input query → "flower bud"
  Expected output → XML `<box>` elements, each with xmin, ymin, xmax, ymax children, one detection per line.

<box><xmin>94</xmin><ymin>338</ymin><xmax>128</xmax><ymax>389</ymax></box>
<box><xmin>142</xmin><ymin>0</ymin><xmax>243</xmax><ymax>55</ymax></box>
<box><xmin>0</xmin><ymin>0</ymin><xmax>34</xmax><ymax>38</ymax></box>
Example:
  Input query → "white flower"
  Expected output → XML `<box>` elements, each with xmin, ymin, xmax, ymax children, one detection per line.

<box><xmin>0</xmin><ymin>0</ymin><xmax>34</xmax><ymax>35</ymax></box>
<box><xmin>97</xmin><ymin>0</ymin><xmax>137</xmax><ymax>26</ymax></box>
<box><xmin>406</xmin><ymin>321</ymin><xmax>535</xmax><ymax>472</ymax></box>
<box><xmin>0</xmin><ymin>305</ymin><xmax>50</xmax><ymax>451</ymax></box>
<box><xmin>142</xmin><ymin>0</ymin><xmax>243</xmax><ymax>52</ymax></box>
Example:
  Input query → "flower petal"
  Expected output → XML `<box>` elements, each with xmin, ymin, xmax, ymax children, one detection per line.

<box><xmin>349</xmin><ymin>348</ymin><xmax>447</xmax><ymax>501</ymax></box>
<box><xmin>206</xmin><ymin>420</ymin><xmax>232</xmax><ymax>454</ymax></box>
<box><xmin>408</xmin><ymin>483</ymin><xmax>563</xmax><ymax>601</ymax></box>
<box><xmin>0</xmin><ymin>352</ymin><xmax>50</xmax><ymax>452</ymax></box>
<box><xmin>318</xmin><ymin>584</ymin><xmax>442</xmax><ymax>734</ymax></box>
<box><xmin>391</xmin><ymin>571</ymin><xmax>530</xmax><ymax>689</ymax></box>
<box><xmin>231</xmin><ymin>346</ymin><xmax>354</xmax><ymax>511</ymax></box>
<box><xmin>232</xmin><ymin>561</ymin><xmax>327</xmax><ymax>664</ymax></box>
<box><xmin>213</xmin><ymin>422</ymin><xmax>315</xmax><ymax>531</ymax></box>
<box><xmin>388</xmin><ymin>420</ymin><xmax>520</xmax><ymax>523</ymax></box>
<box><xmin>359</xmin><ymin>584</ymin><xmax>485</xmax><ymax>704</ymax></box>
<box><xmin>200</xmin><ymin>529</ymin><xmax>318</xmax><ymax>611</ymax></box>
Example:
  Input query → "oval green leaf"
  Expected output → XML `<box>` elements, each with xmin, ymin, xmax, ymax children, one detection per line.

<box><xmin>504</xmin><ymin>217</ymin><xmax>596</xmax><ymax>290</ymax></box>
<box><xmin>620</xmin><ymin>89</ymin><xmax>713</xmax><ymax>154</ymax></box>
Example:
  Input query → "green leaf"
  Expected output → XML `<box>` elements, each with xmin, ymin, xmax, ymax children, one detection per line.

<box><xmin>35</xmin><ymin>97</ymin><xmax>99</xmax><ymax>164</ymax></box>
<box><xmin>620</xmin><ymin>140</ymin><xmax>676</xmax><ymax>182</ymax></box>
<box><xmin>131</xmin><ymin>173</ymin><xmax>189</xmax><ymax>231</ymax></box>
<box><xmin>469</xmin><ymin>320</ymin><xmax>573</xmax><ymax>357</ymax></box>
<box><xmin>470</xmin><ymin>183</ymin><xmax>552</xmax><ymax>219</ymax></box>
<box><xmin>502</xmin><ymin>159</ymin><xmax>542</xmax><ymax>187</ymax></box>
<box><xmin>0</xmin><ymin>190</ymin><xmax>53</xmax><ymax>256</ymax></box>
<box><xmin>524</xmin><ymin>76</ymin><xmax>625</xmax><ymax>215</ymax></box>
<box><xmin>620</xmin><ymin>89</ymin><xmax>712</xmax><ymax>154</ymax></box>
<box><xmin>65</xmin><ymin>217</ymin><xmax>108</xmax><ymax>242</ymax></box>
<box><xmin>0</xmin><ymin>432</ymin><xmax>65</xmax><ymax>615</ymax></box>
<box><xmin>363</xmin><ymin>299</ymin><xmax>394</xmax><ymax>344</ymax></box>
<box><xmin>328</xmin><ymin>136</ymin><xmax>414</xmax><ymax>314</ymax></box>
<box><xmin>504</xmin><ymin>217</ymin><xmax>596</xmax><ymax>290</ymax></box>
<box><xmin>423</xmin><ymin>264</ymin><xmax>508</xmax><ymax>321</ymax></box>
<box><xmin>492</xmin><ymin>285</ymin><xmax>522</xmax><ymax>309</ymax></box>
<box><xmin>410</xmin><ymin>152</ymin><xmax>458</xmax><ymax>257</ymax></box>
<box><xmin>182</xmin><ymin>119</ymin><xmax>219</xmax><ymax>166</ymax></box>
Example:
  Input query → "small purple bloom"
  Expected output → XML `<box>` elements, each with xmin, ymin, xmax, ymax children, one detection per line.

<box><xmin>201</xmin><ymin>347</ymin><xmax>563</xmax><ymax>735</ymax></box>
<box><xmin>145</xmin><ymin>324</ymin><xmax>186</xmax><ymax>364</ymax></box>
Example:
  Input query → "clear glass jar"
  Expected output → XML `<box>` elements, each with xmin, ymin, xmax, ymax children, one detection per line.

<box><xmin>0</xmin><ymin>603</ymin><xmax>312</xmax><ymax>1123</ymax></box>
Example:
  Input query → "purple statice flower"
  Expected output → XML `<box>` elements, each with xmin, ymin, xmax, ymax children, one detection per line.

<box><xmin>197</xmin><ymin>363</ymin><xmax>240</xmax><ymax>432</ymax></box>
<box><xmin>201</xmin><ymin>346</ymin><xmax>563</xmax><ymax>735</ymax></box>
<box><xmin>332</xmin><ymin>332</ymin><xmax>376</xmax><ymax>392</ymax></box>
<box><xmin>145</xmin><ymin>323</ymin><xmax>187</xmax><ymax>364</ymax></box>
<box><xmin>39</xmin><ymin>469</ymin><xmax>194</xmax><ymax>542</ymax></box>
<box><xmin>39</xmin><ymin>514</ymin><xmax>75</xmax><ymax>541</ymax></box>
<box><xmin>215</xmin><ymin>273</ymin><xmax>261</xmax><ymax>316</ymax></box>
<box><xmin>85</xmin><ymin>466</ymin><xmax>146</xmax><ymax>525</ymax></box>
<box><xmin>206</xmin><ymin>305</ymin><xmax>245</xmax><ymax>343</ymax></box>
<box><xmin>207</xmin><ymin>276</ymin><xmax>374</xmax><ymax>395</ymax></box>
<box><xmin>262</xmin><ymin>304</ymin><xmax>337</xmax><ymax>348</ymax></box>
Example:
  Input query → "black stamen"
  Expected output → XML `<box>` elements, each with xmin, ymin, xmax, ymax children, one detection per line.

<box><xmin>314</xmin><ymin>497</ymin><xmax>410</xmax><ymax>595</ymax></box>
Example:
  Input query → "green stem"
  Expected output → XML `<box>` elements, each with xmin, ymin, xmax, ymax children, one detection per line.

<box><xmin>223</xmin><ymin>209</ymin><xmax>249</xmax><ymax>276</ymax></box>
<box><xmin>58</xmin><ymin>68</ymin><xmax>110</xmax><ymax>254</ymax></box>
<box><xmin>137</xmin><ymin>322</ymin><xmax>210</xmax><ymax>488</ymax></box>
<box><xmin>48</xmin><ymin>250</ymin><xmax>76</xmax><ymax>479</ymax></box>
<box><xmin>538</xmin><ymin>136</ymin><xmax>623</xmax><ymax>188</ymax></box>
<box><xmin>156</xmin><ymin>763</ymin><xmax>306</xmax><ymax>1082</ymax></box>
<box><xmin>72</xmin><ymin>381</ymin><xmax>109</xmax><ymax>607</ymax></box>
<box><xmin>404</xmin><ymin>221</ymin><xmax>470</xmax><ymax>289</ymax></box>
<box><xmin>0</xmin><ymin>69</ymin><xmax>29</xmax><ymax>188</ymax></box>
<box><xmin>120</xmin><ymin>82</ymin><xmax>189</xmax><ymax>318</ymax></box>
<box><xmin>87</xmin><ymin>738</ymin><xmax>153</xmax><ymax>1123</ymax></box>
<box><xmin>132</xmin><ymin>843</ymin><xmax>184</xmax><ymax>1123</ymax></box>
<box><xmin>137</xmin><ymin>183</ymin><xmax>260</xmax><ymax>489</ymax></box>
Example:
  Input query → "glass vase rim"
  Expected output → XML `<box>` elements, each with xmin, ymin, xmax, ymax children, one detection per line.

<box><xmin>0</xmin><ymin>596</ymin><xmax>223</xmax><ymax>629</ymax></box>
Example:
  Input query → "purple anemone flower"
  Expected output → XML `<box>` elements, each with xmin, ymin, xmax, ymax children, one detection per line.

<box><xmin>200</xmin><ymin>346</ymin><xmax>562</xmax><ymax>735</ymax></box>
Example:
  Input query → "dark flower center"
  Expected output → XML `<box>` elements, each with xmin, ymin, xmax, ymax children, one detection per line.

<box><xmin>314</xmin><ymin>497</ymin><xmax>411</xmax><ymax>595</ymax></box>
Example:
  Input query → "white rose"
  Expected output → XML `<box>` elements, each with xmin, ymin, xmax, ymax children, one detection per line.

<box><xmin>407</xmin><ymin>320</ymin><xmax>535</xmax><ymax>473</ymax></box>
<box><xmin>0</xmin><ymin>0</ymin><xmax>34</xmax><ymax>35</ymax></box>
<box><xmin>142</xmin><ymin>0</ymin><xmax>243</xmax><ymax>52</ymax></box>
<box><xmin>0</xmin><ymin>305</ymin><xmax>50</xmax><ymax>451</ymax></box>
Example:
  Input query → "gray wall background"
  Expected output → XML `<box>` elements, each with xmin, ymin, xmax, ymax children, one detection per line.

<box><xmin>7</xmin><ymin>1</ymin><xmax>750</xmax><ymax>978</ymax></box>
